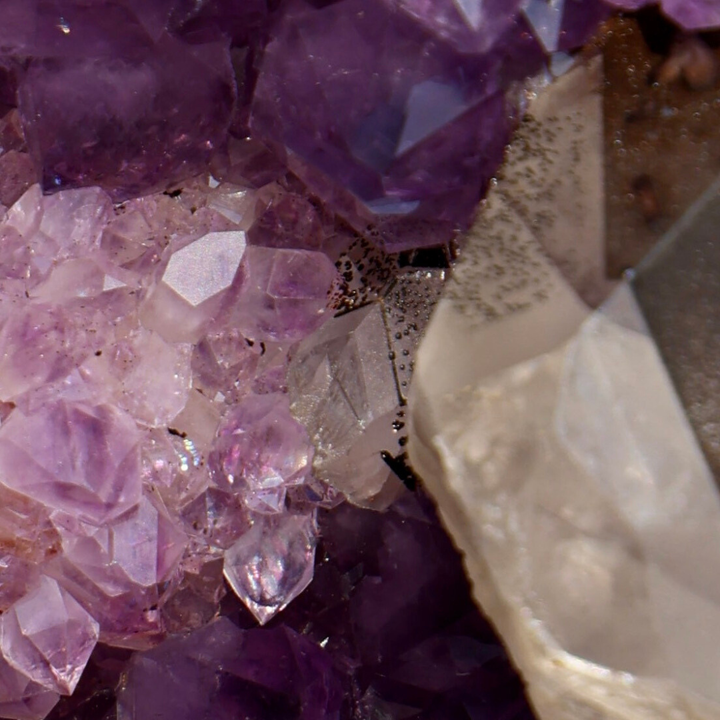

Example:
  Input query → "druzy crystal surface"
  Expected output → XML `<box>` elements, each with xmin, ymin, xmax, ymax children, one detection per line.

<box><xmin>0</xmin><ymin>2</ymin><xmax>712</xmax><ymax>720</ymax></box>
<box><xmin>0</xmin><ymin>166</ymin><xmax>353</xmax><ymax>713</ymax></box>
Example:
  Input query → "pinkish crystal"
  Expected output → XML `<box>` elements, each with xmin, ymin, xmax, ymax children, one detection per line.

<box><xmin>210</xmin><ymin>393</ymin><xmax>313</xmax><ymax>514</ymax></box>
<box><xmin>181</xmin><ymin>487</ymin><xmax>251</xmax><ymax>550</ymax></box>
<box><xmin>0</xmin><ymin>401</ymin><xmax>142</xmax><ymax>525</ymax></box>
<box><xmin>223</xmin><ymin>510</ymin><xmax>318</xmax><ymax>624</ymax></box>
<box><xmin>229</xmin><ymin>246</ymin><xmax>339</xmax><ymax>343</ymax></box>
<box><xmin>0</xmin><ymin>656</ymin><xmax>59</xmax><ymax>720</ymax></box>
<box><xmin>0</xmin><ymin>576</ymin><xmax>98</xmax><ymax>695</ymax></box>
<box><xmin>52</xmin><ymin>495</ymin><xmax>186</xmax><ymax>598</ymax></box>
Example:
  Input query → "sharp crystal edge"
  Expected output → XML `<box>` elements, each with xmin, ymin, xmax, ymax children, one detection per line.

<box><xmin>409</xmin><ymin>57</ymin><xmax>720</xmax><ymax>720</ymax></box>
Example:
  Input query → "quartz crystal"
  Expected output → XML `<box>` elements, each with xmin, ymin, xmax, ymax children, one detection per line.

<box><xmin>223</xmin><ymin>511</ymin><xmax>317</xmax><ymax>625</ymax></box>
<box><xmin>288</xmin><ymin>303</ymin><xmax>403</xmax><ymax>506</ymax></box>
<box><xmin>632</xmin><ymin>176</ymin><xmax>720</xmax><ymax>479</ymax></box>
<box><xmin>0</xmin><ymin>576</ymin><xmax>98</xmax><ymax>696</ymax></box>
<box><xmin>18</xmin><ymin>35</ymin><xmax>236</xmax><ymax>199</ymax></box>
<box><xmin>117</xmin><ymin>617</ymin><xmax>343</xmax><ymax>720</ymax></box>
<box><xmin>409</xmin><ymin>60</ymin><xmax>720</xmax><ymax>720</ymax></box>
<box><xmin>209</xmin><ymin>392</ymin><xmax>313</xmax><ymax>514</ymax></box>
<box><xmin>0</xmin><ymin>401</ymin><xmax>142</xmax><ymax>526</ymax></box>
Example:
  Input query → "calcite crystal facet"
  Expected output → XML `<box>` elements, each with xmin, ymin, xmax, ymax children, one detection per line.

<box><xmin>409</xmin><ymin>61</ymin><xmax>720</xmax><ymax>720</ymax></box>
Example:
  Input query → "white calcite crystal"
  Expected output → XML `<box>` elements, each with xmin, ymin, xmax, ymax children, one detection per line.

<box><xmin>409</xmin><ymin>59</ymin><xmax>720</xmax><ymax>720</ymax></box>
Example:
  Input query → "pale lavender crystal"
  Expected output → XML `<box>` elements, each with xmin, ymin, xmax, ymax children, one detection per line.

<box><xmin>210</xmin><ymin>393</ymin><xmax>313</xmax><ymax>514</ymax></box>
<box><xmin>0</xmin><ymin>576</ymin><xmax>98</xmax><ymax>695</ymax></box>
<box><xmin>223</xmin><ymin>511</ymin><xmax>318</xmax><ymax>624</ymax></box>
<box><xmin>181</xmin><ymin>488</ymin><xmax>251</xmax><ymax>550</ymax></box>
<box><xmin>191</xmin><ymin>327</ymin><xmax>260</xmax><ymax>401</ymax></box>
<box><xmin>140</xmin><ymin>429</ymin><xmax>211</xmax><ymax>511</ymax></box>
<box><xmin>52</xmin><ymin>496</ymin><xmax>186</xmax><ymax>597</ymax></box>
<box><xmin>0</xmin><ymin>401</ymin><xmax>141</xmax><ymax>525</ymax></box>
<box><xmin>0</xmin><ymin>304</ymin><xmax>95</xmax><ymax>398</ymax></box>
<box><xmin>229</xmin><ymin>246</ymin><xmax>339</xmax><ymax>343</ymax></box>
<box><xmin>92</xmin><ymin>328</ymin><xmax>192</xmax><ymax>427</ymax></box>
<box><xmin>34</xmin><ymin>186</ymin><xmax>113</xmax><ymax>258</ymax></box>
<box><xmin>0</xmin><ymin>657</ymin><xmax>58</xmax><ymax>720</ymax></box>
<box><xmin>160</xmin><ymin>231</ymin><xmax>246</xmax><ymax>310</ymax></box>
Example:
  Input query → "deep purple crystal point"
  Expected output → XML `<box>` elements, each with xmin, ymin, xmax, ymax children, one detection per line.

<box><xmin>117</xmin><ymin>617</ymin><xmax>344</xmax><ymax>720</ymax></box>
<box><xmin>251</xmin><ymin>0</ymin><xmax>532</xmax><ymax>251</ymax></box>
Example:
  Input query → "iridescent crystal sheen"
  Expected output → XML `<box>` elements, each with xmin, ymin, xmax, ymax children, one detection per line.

<box><xmin>223</xmin><ymin>511</ymin><xmax>318</xmax><ymax>624</ymax></box>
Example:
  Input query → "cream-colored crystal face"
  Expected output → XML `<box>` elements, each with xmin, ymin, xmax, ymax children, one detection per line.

<box><xmin>408</xmin><ymin>56</ymin><xmax>720</xmax><ymax>720</ymax></box>
<box><xmin>161</xmin><ymin>230</ymin><xmax>246</xmax><ymax>307</ymax></box>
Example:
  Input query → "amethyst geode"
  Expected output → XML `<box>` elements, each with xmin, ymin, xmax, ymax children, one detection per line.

<box><xmin>116</xmin><ymin>493</ymin><xmax>534</xmax><ymax>720</ymax></box>
<box><xmin>0</xmin><ymin>2</ymin><xmax>712</xmax><ymax>720</ymax></box>
<box><xmin>0</xmin><ymin>0</ymin><xmax>611</xmax><ymax>250</ymax></box>
<box><xmin>18</xmin><ymin>36</ymin><xmax>235</xmax><ymax>200</ymax></box>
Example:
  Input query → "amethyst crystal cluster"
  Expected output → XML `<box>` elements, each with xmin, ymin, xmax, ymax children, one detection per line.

<box><xmin>0</xmin><ymin>1</ymin><xmax>712</xmax><ymax>719</ymax></box>
<box><xmin>3</xmin><ymin>0</ymin><xmax>610</xmax><ymax>251</ymax></box>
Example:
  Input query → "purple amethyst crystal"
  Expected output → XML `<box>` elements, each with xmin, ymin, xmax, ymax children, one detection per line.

<box><xmin>229</xmin><ymin>246</ymin><xmax>339</xmax><ymax>342</ymax></box>
<box><xmin>116</xmin><ymin>617</ymin><xmax>344</xmax><ymax>720</ymax></box>
<box><xmin>0</xmin><ymin>401</ymin><xmax>141</xmax><ymax>525</ymax></box>
<box><xmin>18</xmin><ymin>34</ymin><xmax>236</xmax><ymax>200</ymax></box>
<box><xmin>209</xmin><ymin>392</ymin><xmax>314</xmax><ymax>513</ymax></box>
<box><xmin>250</xmin><ymin>0</ymin><xmax>544</xmax><ymax>251</ymax></box>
